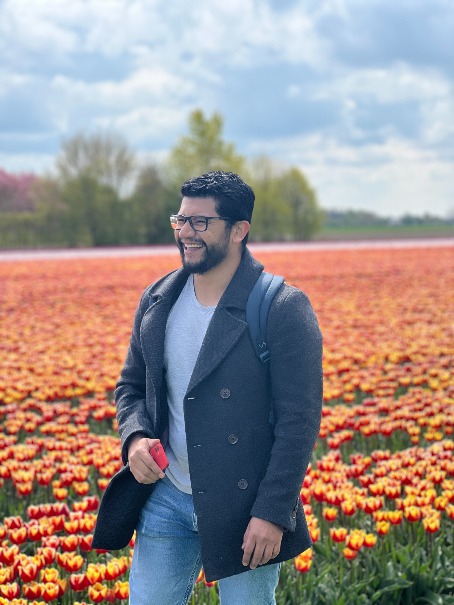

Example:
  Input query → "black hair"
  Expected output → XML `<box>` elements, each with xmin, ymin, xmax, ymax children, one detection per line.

<box><xmin>180</xmin><ymin>171</ymin><xmax>255</xmax><ymax>247</ymax></box>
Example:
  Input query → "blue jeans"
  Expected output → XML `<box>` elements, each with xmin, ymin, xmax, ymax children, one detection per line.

<box><xmin>129</xmin><ymin>476</ymin><xmax>280</xmax><ymax>605</ymax></box>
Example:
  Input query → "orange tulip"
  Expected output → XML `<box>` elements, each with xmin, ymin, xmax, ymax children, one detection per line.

<box><xmin>16</xmin><ymin>481</ymin><xmax>34</xmax><ymax>496</ymax></box>
<box><xmin>0</xmin><ymin>567</ymin><xmax>15</xmax><ymax>584</ymax></box>
<box><xmin>294</xmin><ymin>549</ymin><xmax>313</xmax><ymax>573</ymax></box>
<box><xmin>346</xmin><ymin>530</ymin><xmax>364</xmax><ymax>551</ymax></box>
<box><xmin>330</xmin><ymin>527</ymin><xmax>348</xmax><ymax>543</ymax></box>
<box><xmin>434</xmin><ymin>496</ymin><xmax>448</xmax><ymax>511</ymax></box>
<box><xmin>88</xmin><ymin>582</ymin><xmax>108</xmax><ymax>603</ymax></box>
<box><xmin>309</xmin><ymin>525</ymin><xmax>320</xmax><ymax>543</ymax></box>
<box><xmin>86</xmin><ymin>563</ymin><xmax>105</xmax><ymax>585</ymax></box>
<box><xmin>0</xmin><ymin>545</ymin><xmax>20</xmax><ymax>566</ymax></box>
<box><xmin>343</xmin><ymin>547</ymin><xmax>357</xmax><ymax>560</ymax></box>
<box><xmin>79</xmin><ymin>534</ymin><xmax>93</xmax><ymax>552</ymax></box>
<box><xmin>22</xmin><ymin>581</ymin><xmax>43</xmax><ymax>599</ymax></box>
<box><xmin>40</xmin><ymin>567</ymin><xmax>60</xmax><ymax>583</ymax></box>
<box><xmin>97</xmin><ymin>478</ymin><xmax>110</xmax><ymax>491</ymax></box>
<box><xmin>60</xmin><ymin>535</ymin><xmax>79</xmax><ymax>552</ymax></box>
<box><xmin>9</xmin><ymin>526</ymin><xmax>28</xmax><ymax>545</ymax></box>
<box><xmin>423</xmin><ymin>516</ymin><xmax>440</xmax><ymax>534</ymax></box>
<box><xmin>387</xmin><ymin>510</ymin><xmax>403</xmax><ymax>525</ymax></box>
<box><xmin>195</xmin><ymin>569</ymin><xmax>216</xmax><ymax>588</ymax></box>
<box><xmin>322</xmin><ymin>507</ymin><xmax>338</xmax><ymax>522</ymax></box>
<box><xmin>36</xmin><ymin>546</ymin><xmax>57</xmax><ymax>565</ymax></box>
<box><xmin>0</xmin><ymin>583</ymin><xmax>20</xmax><ymax>600</ymax></box>
<box><xmin>70</xmin><ymin>573</ymin><xmax>89</xmax><ymax>591</ymax></box>
<box><xmin>64</xmin><ymin>519</ymin><xmax>80</xmax><ymax>534</ymax></box>
<box><xmin>384</xmin><ymin>484</ymin><xmax>401</xmax><ymax>499</ymax></box>
<box><xmin>362</xmin><ymin>497</ymin><xmax>383</xmax><ymax>514</ymax></box>
<box><xmin>18</xmin><ymin>562</ymin><xmax>39</xmax><ymax>582</ymax></box>
<box><xmin>376</xmin><ymin>520</ymin><xmax>390</xmax><ymax>536</ymax></box>
<box><xmin>363</xmin><ymin>533</ymin><xmax>378</xmax><ymax>548</ymax></box>
<box><xmin>41</xmin><ymin>580</ymin><xmax>66</xmax><ymax>602</ymax></box>
<box><xmin>79</xmin><ymin>516</ymin><xmax>96</xmax><ymax>533</ymax></box>
<box><xmin>4</xmin><ymin>516</ymin><xmax>22</xmax><ymax>530</ymax></box>
<box><xmin>404</xmin><ymin>506</ymin><xmax>422</xmax><ymax>523</ymax></box>
<box><xmin>341</xmin><ymin>500</ymin><xmax>357</xmax><ymax>516</ymax></box>
<box><xmin>113</xmin><ymin>580</ymin><xmax>130</xmax><ymax>600</ymax></box>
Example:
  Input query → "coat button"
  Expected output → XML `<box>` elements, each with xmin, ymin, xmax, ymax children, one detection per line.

<box><xmin>291</xmin><ymin>511</ymin><xmax>297</xmax><ymax>519</ymax></box>
<box><xmin>228</xmin><ymin>434</ymin><xmax>238</xmax><ymax>445</ymax></box>
<box><xmin>238</xmin><ymin>479</ymin><xmax>248</xmax><ymax>490</ymax></box>
<box><xmin>220</xmin><ymin>388</ymin><xmax>231</xmax><ymax>399</ymax></box>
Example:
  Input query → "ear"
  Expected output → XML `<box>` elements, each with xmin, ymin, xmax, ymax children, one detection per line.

<box><xmin>231</xmin><ymin>221</ymin><xmax>250</xmax><ymax>244</ymax></box>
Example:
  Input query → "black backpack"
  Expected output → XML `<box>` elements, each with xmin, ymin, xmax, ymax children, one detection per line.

<box><xmin>246</xmin><ymin>272</ymin><xmax>284</xmax><ymax>363</ymax></box>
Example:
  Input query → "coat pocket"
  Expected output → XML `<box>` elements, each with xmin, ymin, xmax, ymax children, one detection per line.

<box><xmin>253</xmin><ymin>423</ymin><xmax>274</xmax><ymax>480</ymax></box>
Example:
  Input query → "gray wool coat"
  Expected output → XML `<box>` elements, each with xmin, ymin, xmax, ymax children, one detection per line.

<box><xmin>93</xmin><ymin>248</ymin><xmax>323</xmax><ymax>582</ymax></box>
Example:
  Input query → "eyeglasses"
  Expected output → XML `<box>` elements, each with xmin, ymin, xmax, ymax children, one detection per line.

<box><xmin>170</xmin><ymin>214</ymin><xmax>233</xmax><ymax>232</ymax></box>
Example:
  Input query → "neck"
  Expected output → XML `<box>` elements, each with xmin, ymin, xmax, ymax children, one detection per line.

<box><xmin>193</xmin><ymin>248</ymin><xmax>242</xmax><ymax>307</ymax></box>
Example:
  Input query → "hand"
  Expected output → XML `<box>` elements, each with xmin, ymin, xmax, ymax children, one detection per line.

<box><xmin>128</xmin><ymin>436</ymin><xmax>165</xmax><ymax>484</ymax></box>
<box><xmin>242</xmin><ymin>517</ymin><xmax>283</xmax><ymax>569</ymax></box>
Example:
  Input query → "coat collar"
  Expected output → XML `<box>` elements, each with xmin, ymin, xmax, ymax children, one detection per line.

<box><xmin>217</xmin><ymin>247</ymin><xmax>264</xmax><ymax>311</ymax></box>
<box><xmin>141</xmin><ymin>248</ymin><xmax>265</xmax><ymax>396</ymax></box>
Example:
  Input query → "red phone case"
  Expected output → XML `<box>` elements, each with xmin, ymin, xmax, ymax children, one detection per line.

<box><xmin>149</xmin><ymin>443</ymin><xmax>169</xmax><ymax>471</ymax></box>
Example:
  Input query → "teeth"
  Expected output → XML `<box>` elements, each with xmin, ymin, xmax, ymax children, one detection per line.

<box><xmin>185</xmin><ymin>244</ymin><xmax>202</xmax><ymax>248</ymax></box>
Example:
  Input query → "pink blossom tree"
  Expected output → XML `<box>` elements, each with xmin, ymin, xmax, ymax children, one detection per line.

<box><xmin>0</xmin><ymin>169</ymin><xmax>38</xmax><ymax>212</ymax></box>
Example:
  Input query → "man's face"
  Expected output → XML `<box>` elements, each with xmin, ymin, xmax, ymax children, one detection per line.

<box><xmin>174</xmin><ymin>196</ymin><xmax>232</xmax><ymax>275</ymax></box>
<box><xmin>175</xmin><ymin>197</ymin><xmax>230</xmax><ymax>274</ymax></box>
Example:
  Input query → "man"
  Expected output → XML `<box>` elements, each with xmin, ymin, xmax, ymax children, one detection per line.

<box><xmin>116</xmin><ymin>171</ymin><xmax>322</xmax><ymax>604</ymax></box>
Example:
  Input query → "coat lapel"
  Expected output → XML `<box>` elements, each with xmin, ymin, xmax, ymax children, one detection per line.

<box><xmin>188</xmin><ymin>249</ymin><xmax>264</xmax><ymax>392</ymax></box>
<box><xmin>140</xmin><ymin>268</ymin><xmax>189</xmax><ymax>397</ymax></box>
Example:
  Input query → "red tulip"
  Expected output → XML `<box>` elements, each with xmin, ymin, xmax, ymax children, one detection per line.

<box><xmin>70</xmin><ymin>573</ymin><xmax>89</xmax><ymax>591</ymax></box>
<box><xmin>330</xmin><ymin>527</ymin><xmax>348</xmax><ymax>543</ymax></box>
<box><xmin>88</xmin><ymin>582</ymin><xmax>108</xmax><ymax>603</ymax></box>
<box><xmin>343</xmin><ymin>547</ymin><xmax>357</xmax><ymax>560</ymax></box>
<box><xmin>0</xmin><ymin>582</ymin><xmax>20</xmax><ymax>599</ymax></box>
<box><xmin>113</xmin><ymin>580</ymin><xmax>130</xmax><ymax>600</ymax></box>
<box><xmin>294</xmin><ymin>549</ymin><xmax>313</xmax><ymax>573</ymax></box>
<box><xmin>18</xmin><ymin>562</ymin><xmax>39</xmax><ymax>582</ymax></box>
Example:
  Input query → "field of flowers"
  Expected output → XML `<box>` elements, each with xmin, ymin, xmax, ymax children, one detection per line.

<box><xmin>0</xmin><ymin>245</ymin><xmax>453</xmax><ymax>605</ymax></box>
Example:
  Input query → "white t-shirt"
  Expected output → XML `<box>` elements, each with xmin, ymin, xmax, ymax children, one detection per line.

<box><xmin>163</xmin><ymin>275</ymin><xmax>216</xmax><ymax>493</ymax></box>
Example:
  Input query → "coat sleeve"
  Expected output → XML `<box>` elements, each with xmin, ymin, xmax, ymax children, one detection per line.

<box><xmin>115</xmin><ymin>287</ymin><xmax>157</xmax><ymax>465</ymax></box>
<box><xmin>249</xmin><ymin>286</ymin><xmax>323</xmax><ymax>531</ymax></box>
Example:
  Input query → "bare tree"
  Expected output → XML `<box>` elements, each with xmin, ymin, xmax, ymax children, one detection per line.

<box><xmin>55</xmin><ymin>131</ymin><xmax>136</xmax><ymax>196</ymax></box>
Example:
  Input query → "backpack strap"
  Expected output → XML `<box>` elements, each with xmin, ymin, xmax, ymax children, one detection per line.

<box><xmin>246</xmin><ymin>272</ymin><xmax>284</xmax><ymax>363</ymax></box>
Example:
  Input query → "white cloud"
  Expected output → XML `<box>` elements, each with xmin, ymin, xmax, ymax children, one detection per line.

<box><xmin>420</xmin><ymin>97</ymin><xmax>454</xmax><ymax>145</ymax></box>
<box><xmin>245</xmin><ymin>132</ymin><xmax>453</xmax><ymax>217</ymax></box>
<box><xmin>315</xmin><ymin>63</ymin><xmax>450</xmax><ymax>104</ymax></box>
<box><xmin>51</xmin><ymin>67</ymin><xmax>191</xmax><ymax>108</ymax></box>
<box><xmin>309</xmin><ymin>159</ymin><xmax>453</xmax><ymax>218</ymax></box>
<box><xmin>94</xmin><ymin>105</ymin><xmax>192</xmax><ymax>145</ymax></box>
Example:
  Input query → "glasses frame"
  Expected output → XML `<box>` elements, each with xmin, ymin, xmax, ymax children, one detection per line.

<box><xmin>170</xmin><ymin>214</ymin><xmax>234</xmax><ymax>233</ymax></box>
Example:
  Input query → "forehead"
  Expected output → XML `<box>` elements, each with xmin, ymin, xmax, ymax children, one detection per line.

<box><xmin>178</xmin><ymin>196</ymin><xmax>217</xmax><ymax>215</ymax></box>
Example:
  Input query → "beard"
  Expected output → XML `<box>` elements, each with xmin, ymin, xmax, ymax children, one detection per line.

<box><xmin>177</xmin><ymin>233</ymin><xmax>230</xmax><ymax>275</ymax></box>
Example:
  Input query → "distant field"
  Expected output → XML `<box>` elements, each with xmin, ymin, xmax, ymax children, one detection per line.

<box><xmin>314</xmin><ymin>224</ymin><xmax>453</xmax><ymax>241</ymax></box>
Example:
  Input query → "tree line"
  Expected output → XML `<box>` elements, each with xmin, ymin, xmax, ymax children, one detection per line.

<box><xmin>0</xmin><ymin>110</ymin><xmax>323</xmax><ymax>249</ymax></box>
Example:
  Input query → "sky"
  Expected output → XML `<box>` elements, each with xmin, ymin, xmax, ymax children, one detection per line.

<box><xmin>0</xmin><ymin>0</ymin><xmax>453</xmax><ymax>218</ymax></box>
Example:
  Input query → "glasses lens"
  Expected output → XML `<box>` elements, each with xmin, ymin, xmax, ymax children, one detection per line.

<box><xmin>191</xmin><ymin>217</ymin><xmax>208</xmax><ymax>231</ymax></box>
<box><xmin>170</xmin><ymin>216</ymin><xmax>184</xmax><ymax>229</ymax></box>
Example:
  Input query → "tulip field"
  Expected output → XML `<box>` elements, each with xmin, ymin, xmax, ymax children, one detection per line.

<box><xmin>0</xmin><ymin>244</ymin><xmax>453</xmax><ymax>605</ymax></box>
